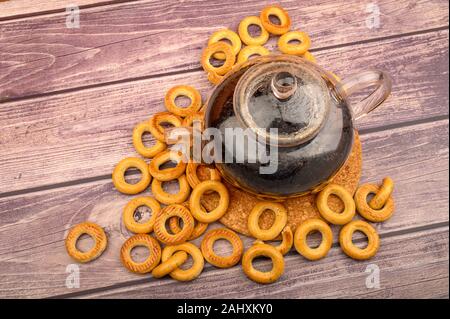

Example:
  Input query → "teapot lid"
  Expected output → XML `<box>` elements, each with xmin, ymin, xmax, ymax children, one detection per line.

<box><xmin>233</xmin><ymin>57</ymin><xmax>331</xmax><ymax>147</ymax></box>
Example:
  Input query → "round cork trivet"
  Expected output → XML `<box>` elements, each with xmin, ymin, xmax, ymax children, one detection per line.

<box><xmin>199</xmin><ymin>132</ymin><xmax>362</xmax><ymax>238</ymax></box>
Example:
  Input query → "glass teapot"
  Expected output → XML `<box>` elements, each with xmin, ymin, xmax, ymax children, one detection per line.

<box><xmin>201</xmin><ymin>55</ymin><xmax>391</xmax><ymax>199</ymax></box>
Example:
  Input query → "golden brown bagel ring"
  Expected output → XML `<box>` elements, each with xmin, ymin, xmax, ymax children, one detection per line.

<box><xmin>275</xmin><ymin>226</ymin><xmax>293</xmax><ymax>255</ymax></box>
<box><xmin>186</xmin><ymin>162</ymin><xmax>221</xmax><ymax>190</ymax></box>
<box><xmin>148</xmin><ymin>150</ymin><xmax>187</xmax><ymax>182</ymax></box>
<box><xmin>200</xmin><ymin>228</ymin><xmax>243</xmax><ymax>268</ymax></box>
<box><xmin>369</xmin><ymin>177</ymin><xmax>395</xmax><ymax>210</ymax></box>
<box><xmin>189</xmin><ymin>180</ymin><xmax>229</xmax><ymax>223</ymax></box>
<box><xmin>201</xmin><ymin>42</ymin><xmax>236</xmax><ymax>76</ymax></box>
<box><xmin>237</xmin><ymin>45</ymin><xmax>270</xmax><ymax>65</ymax></box>
<box><xmin>149</xmin><ymin>112</ymin><xmax>183</xmax><ymax>142</ymax></box>
<box><xmin>355</xmin><ymin>183</ymin><xmax>395</xmax><ymax>222</ymax></box>
<box><xmin>112</xmin><ymin>157</ymin><xmax>151</xmax><ymax>195</ymax></box>
<box><xmin>182</xmin><ymin>112</ymin><xmax>205</xmax><ymax>130</ymax></box>
<box><xmin>339</xmin><ymin>220</ymin><xmax>380</xmax><ymax>260</ymax></box>
<box><xmin>161</xmin><ymin>243</ymin><xmax>204</xmax><ymax>281</ymax></box>
<box><xmin>248</xmin><ymin>202</ymin><xmax>287</xmax><ymax>241</ymax></box>
<box><xmin>65</xmin><ymin>222</ymin><xmax>107</xmax><ymax>263</ymax></box>
<box><xmin>278</xmin><ymin>31</ymin><xmax>311</xmax><ymax>55</ymax></box>
<box><xmin>169</xmin><ymin>213</ymin><xmax>208</xmax><ymax>241</ymax></box>
<box><xmin>253</xmin><ymin>225</ymin><xmax>293</xmax><ymax>255</ymax></box>
<box><xmin>207</xmin><ymin>71</ymin><xmax>224</xmax><ymax>85</ymax></box>
<box><xmin>316</xmin><ymin>184</ymin><xmax>356</xmax><ymax>225</ymax></box>
<box><xmin>164</xmin><ymin>86</ymin><xmax>202</xmax><ymax>118</ymax></box>
<box><xmin>132</xmin><ymin>121</ymin><xmax>166</xmax><ymax>158</ymax></box>
<box><xmin>122</xmin><ymin>197</ymin><xmax>161</xmax><ymax>234</ymax></box>
<box><xmin>151</xmin><ymin>174</ymin><xmax>191</xmax><ymax>205</ymax></box>
<box><xmin>260</xmin><ymin>5</ymin><xmax>291</xmax><ymax>35</ymax></box>
<box><xmin>208</xmin><ymin>29</ymin><xmax>242</xmax><ymax>60</ymax></box>
<box><xmin>302</xmin><ymin>51</ymin><xmax>316</xmax><ymax>63</ymax></box>
<box><xmin>153</xmin><ymin>204</ymin><xmax>194</xmax><ymax>245</ymax></box>
<box><xmin>242</xmin><ymin>243</ymin><xmax>284</xmax><ymax>284</ymax></box>
<box><xmin>294</xmin><ymin>218</ymin><xmax>333</xmax><ymax>261</ymax></box>
<box><xmin>238</xmin><ymin>16</ymin><xmax>269</xmax><ymax>46</ymax></box>
<box><xmin>151</xmin><ymin>251</ymin><xmax>188</xmax><ymax>278</ymax></box>
<box><xmin>120</xmin><ymin>234</ymin><xmax>161</xmax><ymax>273</ymax></box>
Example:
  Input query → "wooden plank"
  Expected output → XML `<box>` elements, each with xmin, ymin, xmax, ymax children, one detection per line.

<box><xmin>0</xmin><ymin>0</ymin><xmax>136</xmax><ymax>20</ymax></box>
<box><xmin>79</xmin><ymin>227</ymin><xmax>449</xmax><ymax>299</ymax></box>
<box><xmin>359</xmin><ymin>120</ymin><xmax>449</xmax><ymax>233</ymax></box>
<box><xmin>351</xmin><ymin>275</ymin><xmax>449</xmax><ymax>299</ymax></box>
<box><xmin>0</xmin><ymin>30</ymin><xmax>448</xmax><ymax>194</ymax></box>
<box><xmin>0</xmin><ymin>0</ymin><xmax>448</xmax><ymax>100</ymax></box>
<box><xmin>0</xmin><ymin>119</ymin><xmax>447</xmax><ymax>298</ymax></box>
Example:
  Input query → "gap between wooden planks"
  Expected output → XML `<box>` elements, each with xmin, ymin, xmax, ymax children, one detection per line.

<box><xmin>0</xmin><ymin>119</ymin><xmax>447</xmax><ymax>298</ymax></box>
<box><xmin>0</xmin><ymin>29</ymin><xmax>448</xmax><ymax>194</ymax></box>
<box><xmin>0</xmin><ymin>0</ymin><xmax>448</xmax><ymax>100</ymax></box>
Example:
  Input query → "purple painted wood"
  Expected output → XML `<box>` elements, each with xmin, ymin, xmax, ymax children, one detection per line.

<box><xmin>0</xmin><ymin>0</ymin><xmax>136</xmax><ymax>19</ymax></box>
<box><xmin>0</xmin><ymin>119</ymin><xmax>447</xmax><ymax>298</ymax></box>
<box><xmin>80</xmin><ymin>227</ymin><xmax>449</xmax><ymax>299</ymax></box>
<box><xmin>0</xmin><ymin>30</ymin><xmax>448</xmax><ymax>194</ymax></box>
<box><xmin>0</xmin><ymin>0</ymin><xmax>448</xmax><ymax>299</ymax></box>
<box><xmin>0</xmin><ymin>0</ymin><xmax>448</xmax><ymax>100</ymax></box>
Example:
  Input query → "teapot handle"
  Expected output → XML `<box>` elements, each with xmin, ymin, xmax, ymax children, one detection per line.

<box><xmin>335</xmin><ymin>69</ymin><xmax>392</xmax><ymax>120</ymax></box>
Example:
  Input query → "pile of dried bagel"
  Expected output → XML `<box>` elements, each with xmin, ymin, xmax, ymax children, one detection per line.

<box><xmin>65</xmin><ymin>5</ymin><xmax>395</xmax><ymax>285</ymax></box>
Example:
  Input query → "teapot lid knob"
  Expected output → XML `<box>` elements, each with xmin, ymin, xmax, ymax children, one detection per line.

<box><xmin>270</xmin><ymin>71</ymin><xmax>297</xmax><ymax>101</ymax></box>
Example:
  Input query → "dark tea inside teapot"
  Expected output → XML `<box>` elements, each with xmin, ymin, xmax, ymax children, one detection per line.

<box><xmin>204</xmin><ymin>55</ymin><xmax>391</xmax><ymax>199</ymax></box>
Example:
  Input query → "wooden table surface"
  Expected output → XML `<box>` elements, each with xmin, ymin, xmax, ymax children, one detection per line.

<box><xmin>0</xmin><ymin>0</ymin><xmax>448</xmax><ymax>299</ymax></box>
